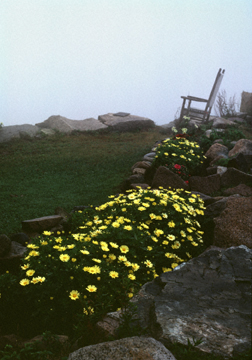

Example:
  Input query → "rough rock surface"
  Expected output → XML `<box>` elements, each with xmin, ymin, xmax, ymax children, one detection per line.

<box><xmin>214</xmin><ymin>196</ymin><xmax>252</xmax><ymax>248</ymax></box>
<box><xmin>0</xmin><ymin>234</ymin><xmax>12</xmax><ymax>257</ymax></box>
<box><xmin>68</xmin><ymin>336</ymin><xmax>176</xmax><ymax>360</ymax></box>
<box><xmin>36</xmin><ymin>115</ymin><xmax>107</xmax><ymax>133</ymax></box>
<box><xmin>227</xmin><ymin>152</ymin><xmax>251</xmax><ymax>173</ymax></box>
<box><xmin>220</xmin><ymin>167</ymin><xmax>252</xmax><ymax>187</ymax></box>
<box><xmin>240</xmin><ymin>91</ymin><xmax>252</xmax><ymax>113</ymax></box>
<box><xmin>22</xmin><ymin>215</ymin><xmax>63</xmax><ymax>233</ymax></box>
<box><xmin>151</xmin><ymin>166</ymin><xmax>189</xmax><ymax>191</ymax></box>
<box><xmin>0</xmin><ymin>124</ymin><xmax>40</xmax><ymax>143</ymax></box>
<box><xmin>189</xmin><ymin>174</ymin><xmax>221</xmax><ymax>195</ymax></box>
<box><xmin>0</xmin><ymin>241</ymin><xmax>27</xmax><ymax>274</ymax></box>
<box><xmin>212</xmin><ymin>117</ymin><xmax>237</xmax><ymax>128</ymax></box>
<box><xmin>228</xmin><ymin>138</ymin><xmax>252</xmax><ymax>157</ymax></box>
<box><xmin>223</xmin><ymin>184</ymin><xmax>252</xmax><ymax>196</ymax></box>
<box><xmin>98</xmin><ymin>113</ymin><xmax>155</xmax><ymax>130</ymax></box>
<box><xmin>204</xmin><ymin>143</ymin><xmax>229</xmax><ymax>162</ymax></box>
<box><xmin>134</xmin><ymin>246</ymin><xmax>252</xmax><ymax>358</ymax></box>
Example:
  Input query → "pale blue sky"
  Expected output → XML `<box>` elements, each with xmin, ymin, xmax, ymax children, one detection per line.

<box><xmin>1</xmin><ymin>0</ymin><xmax>252</xmax><ymax>126</ymax></box>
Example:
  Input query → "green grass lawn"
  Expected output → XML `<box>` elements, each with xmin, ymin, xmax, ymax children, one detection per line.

<box><xmin>0</xmin><ymin>129</ymin><xmax>161</xmax><ymax>236</ymax></box>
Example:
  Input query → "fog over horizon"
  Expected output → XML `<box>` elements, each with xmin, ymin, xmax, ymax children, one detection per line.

<box><xmin>1</xmin><ymin>0</ymin><xmax>252</xmax><ymax>127</ymax></box>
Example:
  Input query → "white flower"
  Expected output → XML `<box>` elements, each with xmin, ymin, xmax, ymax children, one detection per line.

<box><xmin>182</xmin><ymin>128</ymin><xmax>188</xmax><ymax>134</ymax></box>
<box><xmin>172</xmin><ymin>126</ymin><xmax>178</xmax><ymax>133</ymax></box>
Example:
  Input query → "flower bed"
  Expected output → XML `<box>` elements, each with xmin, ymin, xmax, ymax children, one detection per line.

<box><xmin>0</xmin><ymin>187</ymin><xmax>205</xmax><ymax>337</ymax></box>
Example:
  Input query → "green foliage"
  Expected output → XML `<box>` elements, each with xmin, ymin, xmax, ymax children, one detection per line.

<box><xmin>0</xmin><ymin>332</ymin><xmax>64</xmax><ymax>360</ymax></box>
<box><xmin>152</xmin><ymin>134</ymin><xmax>206</xmax><ymax>179</ymax></box>
<box><xmin>0</xmin><ymin>188</ymin><xmax>205</xmax><ymax>337</ymax></box>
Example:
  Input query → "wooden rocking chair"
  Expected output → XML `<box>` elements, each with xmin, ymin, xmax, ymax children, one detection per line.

<box><xmin>179</xmin><ymin>68</ymin><xmax>225</xmax><ymax>122</ymax></box>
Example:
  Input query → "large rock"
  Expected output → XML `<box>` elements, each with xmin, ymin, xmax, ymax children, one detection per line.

<box><xmin>214</xmin><ymin>196</ymin><xmax>252</xmax><ymax>248</ymax></box>
<box><xmin>204</xmin><ymin>143</ymin><xmax>229</xmax><ymax>162</ymax></box>
<box><xmin>223</xmin><ymin>184</ymin><xmax>252</xmax><ymax>197</ymax></box>
<box><xmin>227</xmin><ymin>152</ymin><xmax>251</xmax><ymax>173</ymax></box>
<box><xmin>98</xmin><ymin>113</ymin><xmax>155</xmax><ymax>131</ymax></box>
<box><xmin>22</xmin><ymin>215</ymin><xmax>63</xmax><ymax>233</ymax></box>
<box><xmin>220</xmin><ymin>167</ymin><xmax>252</xmax><ymax>187</ymax></box>
<box><xmin>151</xmin><ymin>166</ymin><xmax>189</xmax><ymax>191</ymax></box>
<box><xmin>240</xmin><ymin>91</ymin><xmax>252</xmax><ymax>113</ymax></box>
<box><xmin>36</xmin><ymin>115</ymin><xmax>107</xmax><ymax>133</ymax></box>
<box><xmin>0</xmin><ymin>124</ymin><xmax>40</xmax><ymax>143</ymax></box>
<box><xmin>0</xmin><ymin>241</ymin><xmax>27</xmax><ymax>274</ymax></box>
<box><xmin>68</xmin><ymin>336</ymin><xmax>176</xmax><ymax>360</ymax></box>
<box><xmin>211</xmin><ymin>117</ymin><xmax>236</xmax><ymax>129</ymax></box>
<box><xmin>228</xmin><ymin>138</ymin><xmax>252</xmax><ymax>157</ymax></box>
<box><xmin>134</xmin><ymin>246</ymin><xmax>252</xmax><ymax>358</ymax></box>
<box><xmin>189</xmin><ymin>174</ymin><xmax>221</xmax><ymax>195</ymax></box>
<box><xmin>0</xmin><ymin>235</ymin><xmax>11</xmax><ymax>257</ymax></box>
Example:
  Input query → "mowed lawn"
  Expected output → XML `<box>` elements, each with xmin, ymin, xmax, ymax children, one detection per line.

<box><xmin>0</xmin><ymin>129</ymin><xmax>162</xmax><ymax>236</ymax></box>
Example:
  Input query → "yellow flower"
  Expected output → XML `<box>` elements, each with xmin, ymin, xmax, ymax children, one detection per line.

<box><xmin>110</xmin><ymin>242</ymin><xmax>119</xmax><ymax>248</ymax></box>
<box><xmin>147</xmin><ymin>246</ymin><xmax>153</xmax><ymax>251</ymax></box>
<box><xmin>43</xmin><ymin>231</ymin><xmax>52</xmax><ymax>236</ymax></box>
<box><xmin>171</xmin><ymin>241</ymin><xmax>181</xmax><ymax>249</ymax></box>
<box><xmin>124</xmin><ymin>261</ymin><xmax>132</xmax><ymax>267</ymax></box>
<box><xmin>26</xmin><ymin>270</ymin><xmax>35</xmax><ymax>277</ymax></box>
<box><xmin>168</xmin><ymin>221</ymin><xmax>175</xmax><ymax>228</ymax></box>
<box><xmin>55</xmin><ymin>237</ymin><xmax>63</xmax><ymax>243</ymax></box>
<box><xmin>40</xmin><ymin>240</ymin><xmax>48</xmax><ymax>246</ymax></box>
<box><xmin>36</xmin><ymin>276</ymin><xmax>45</xmax><ymax>283</ymax></box>
<box><xmin>138</xmin><ymin>206</ymin><xmax>146</xmax><ymax>211</ymax></box>
<box><xmin>191</xmin><ymin>241</ymin><xmax>199</xmax><ymax>246</ymax></box>
<box><xmin>92</xmin><ymin>258</ymin><xmax>101</xmax><ymax>263</ymax></box>
<box><xmin>59</xmin><ymin>254</ymin><xmax>70</xmax><ymax>262</ymax></box>
<box><xmin>151</xmin><ymin>236</ymin><xmax>158</xmax><ymax>242</ymax></box>
<box><xmin>120</xmin><ymin>245</ymin><xmax>129</xmax><ymax>254</ymax></box>
<box><xmin>144</xmin><ymin>260</ymin><xmax>153</xmax><ymax>268</ymax></box>
<box><xmin>112</xmin><ymin>221</ymin><xmax>120</xmax><ymax>228</ymax></box>
<box><xmin>67</xmin><ymin>244</ymin><xmax>75</xmax><ymax>249</ymax></box>
<box><xmin>21</xmin><ymin>264</ymin><xmax>29</xmax><ymax>270</ymax></box>
<box><xmin>109</xmin><ymin>271</ymin><xmax>119</xmax><ymax>279</ymax></box>
<box><xmin>128</xmin><ymin>274</ymin><xmax>136</xmax><ymax>280</ymax></box>
<box><xmin>86</xmin><ymin>285</ymin><xmax>97</xmax><ymax>292</ymax></box>
<box><xmin>80</xmin><ymin>250</ymin><xmax>90</xmax><ymax>255</ymax></box>
<box><xmin>69</xmin><ymin>290</ymin><xmax>80</xmax><ymax>300</ymax></box>
<box><xmin>149</xmin><ymin>213</ymin><xmax>156</xmax><ymax>220</ymax></box>
<box><xmin>180</xmin><ymin>230</ymin><xmax>186</xmax><ymax>237</ymax></box>
<box><xmin>167</xmin><ymin>234</ymin><xmax>175</xmax><ymax>241</ymax></box>
<box><xmin>173</xmin><ymin>204</ymin><xmax>182</xmax><ymax>212</ymax></box>
<box><xmin>29</xmin><ymin>250</ymin><xmax>40</xmax><ymax>257</ymax></box>
<box><xmin>83</xmin><ymin>306</ymin><xmax>94</xmax><ymax>315</ymax></box>
<box><xmin>171</xmin><ymin>263</ymin><xmax>178</xmax><ymax>269</ymax></box>
<box><xmin>71</xmin><ymin>258</ymin><xmax>77</xmax><ymax>262</ymax></box>
<box><xmin>31</xmin><ymin>278</ymin><xmax>39</xmax><ymax>284</ymax></box>
<box><xmin>154</xmin><ymin>229</ymin><xmax>164</xmax><ymax>237</ymax></box>
<box><xmin>128</xmin><ymin>293</ymin><xmax>134</xmax><ymax>298</ymax></box>
<box><xmin>101</xmin><ymin>245</ymin><xmax>109</xmax><ymax>252</ymax></box>
<box><xmin>162</xmin><ymin>240</ymin><xmax>169</xmax><ymax>245</ymax></box>
<box><xmin>118</xmin><ymin>255</ymin><xmax>127</xmax><ymax>262</ymax></box>
<box><xmin>20</xmin><ymin>278</ymin><xmax>30</xmax><ymax>286</ymax></box>
<box><xmin>131</xmin><ymin>263</ymin><xmax>140</xmax><ymax>271</ymax></box>
<box><xmin>124</xmin><ymin>225</ymin><xmax>132</xmax><ymax>231</ymax></box>
<box><xmin>162</xmin><ymin>267</ymin><xmax>172</xmax><ymax>273</ymax></box>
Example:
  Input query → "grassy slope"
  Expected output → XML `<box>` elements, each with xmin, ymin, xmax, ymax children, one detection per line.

<box><xmin>0</xmin><ymin>130</ymin><xmax>160</xmax><ymax>236</ymax></box>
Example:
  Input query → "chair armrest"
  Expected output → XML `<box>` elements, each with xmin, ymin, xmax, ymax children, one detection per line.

<box><xmin>181</xmin><ymin>95</ymin><xmax>208</xmax><ymax>102</ymax></box>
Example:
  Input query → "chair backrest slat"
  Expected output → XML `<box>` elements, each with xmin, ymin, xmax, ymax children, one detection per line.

<box><xmin>208</xmin><ymin>68</ymin><xmax>225</xmax><ymax>108</ymax></box>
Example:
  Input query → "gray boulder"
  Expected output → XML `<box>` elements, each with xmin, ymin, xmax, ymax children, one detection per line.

<box><xmin>36</xmin><ymin>115</ymin><xmax>107</xmax><ymax>133</ymax></box>
<box><xmin>0</xmin><ymin>124</ymin><xmax>40</xmax><ymax>143</ymax></box>
<box><xmin>133</xmin><ymin>246</ymin><xmax>251</xmax><ymax>358</ymax></box>
<box><xmin>68</xmin><ymin>336</ymin><xmax>176</xmax><ymax>360</ymax></box>
<box><xmin>98</xmin><ymin>113</ymin><xmax>155</xmax><ymax>131</ymax></box>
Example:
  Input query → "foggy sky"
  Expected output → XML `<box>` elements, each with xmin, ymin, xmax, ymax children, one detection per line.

<box><xmin>1</xmin><ymin>0</ymin><xmax>252</xmax><ymax>127</ymax></box>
